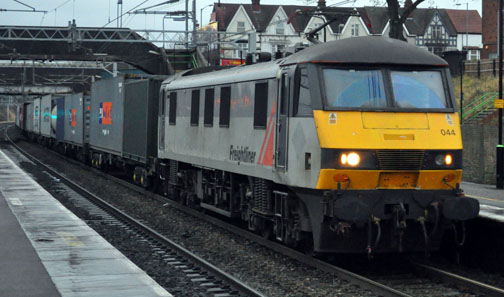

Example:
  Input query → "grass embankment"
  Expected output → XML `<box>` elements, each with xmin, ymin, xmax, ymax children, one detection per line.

<box><xmin>452</xmin><ymin>75</ymin><xmax>498</xmax><ymax>110</ymax></box>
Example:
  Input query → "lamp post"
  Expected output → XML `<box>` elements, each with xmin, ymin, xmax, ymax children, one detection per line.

<box><xmin>200</xmin><ymin>4</ymin><xmax>213</xmax><ymax>29</ymax></box>
<box><xmin>456</xmin><ymin>2</ymin><xmax>469</xmax><ymax>55</ymax></box>
<box><xmin>465</xmin><ymin>2</ymin><xmax>468</xmax><ymax>49</ymax></box>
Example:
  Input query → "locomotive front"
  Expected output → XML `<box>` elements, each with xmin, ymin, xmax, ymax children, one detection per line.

<box><xmin>283</xmin><ymin>37</ymin><xmax>479</xmax><ymax>254</ymax></box>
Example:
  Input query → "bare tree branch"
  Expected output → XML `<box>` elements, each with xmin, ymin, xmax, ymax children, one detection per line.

<box><xmin>400</xmin><ymin>0</ymin><xmax>425</xmax><ymax>22</ymax></box>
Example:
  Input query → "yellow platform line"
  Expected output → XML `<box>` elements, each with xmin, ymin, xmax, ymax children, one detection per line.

<box><xmin>466</xmin><ymin>194</ymin><xmax>503</xmax><ymax>202</ymax></box>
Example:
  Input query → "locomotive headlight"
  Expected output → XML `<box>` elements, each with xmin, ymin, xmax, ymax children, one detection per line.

<box><xmin>340</xmin><ymin>152</ymin><xmax>360</xmax><ymax>166</ymax></box>
<box><xmin>347</xmin><ymin>152</ymin><xmax>360</xmax><ymax>166</ymax></box>
<box><xmin>341</xmin><ymin>154</ymin><xmax>348</xmax><ymax>165</ymax></box>
<box><xmin>435</xmin><ymin>153</ymin><xmax>453</xmax><ymax>166</ymax></box>
<box><xmin>445</xmin><ymin>154</ymin><xmax>453</xmax><ymax>166</ymax></box>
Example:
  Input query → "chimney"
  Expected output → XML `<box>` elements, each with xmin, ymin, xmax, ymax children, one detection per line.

<box><xmin>318</xmin><ymin>0</ymin><xmax>326</xmax><ymax>8</ymax></box>
<box><xmin>252</xmin><ymin>0</ymin><xmax>260</xmax><ymax>12</ymax></box>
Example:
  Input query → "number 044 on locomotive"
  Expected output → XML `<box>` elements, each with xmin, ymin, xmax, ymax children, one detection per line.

<box><xmin>160</xmin><ymin>37</ymin><xmax>480</xmax><ymax>254</ymax></box>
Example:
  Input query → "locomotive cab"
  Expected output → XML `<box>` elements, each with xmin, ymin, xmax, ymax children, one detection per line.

<box><xmin>277</xmin><ymin>37</ymin><xmax>479</xmax><ymax>254</ymax></box>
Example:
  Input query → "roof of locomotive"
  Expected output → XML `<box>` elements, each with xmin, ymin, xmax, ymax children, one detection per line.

<box><xmin>161</xmin><ymin>60</ymin><xmax>279</xmax><ymax>90</ymax></box>
<box><xmin>162</xmin><ymin>36</ymin><xmax>448</xmax><ymax>90</ymax></box>
<box><xmin>281</xmin><ymin>36</ymin><xmax>448</xmax><ymax>66</ymax></box>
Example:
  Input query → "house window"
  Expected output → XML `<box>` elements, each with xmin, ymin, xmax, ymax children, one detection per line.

<box><xmin>204</xmin><ymin>88</ymin><xmax>214</xmax><ymax>127</ymax></box>
<box><xmin>237</xmin><ymin>21</ymin><xmax>245</xmax><ymax>32</ymax></box>
<box><xmin>468</xmin><ymin>50</ymin><xmax>480</xmax><ymax>61</ymax></box>
<box><xmin>168</xmin><ymin>91</ymin><xmax>177</xmax><ymax>125</ymax></box>
<box><xmin>191</xmin><ymin>90</ymin><xmax>200</xmax><ymax>126</ymax></box>
<box><xmin>432</xmin><ymin>25</ymin><xmax>441</xmax><ymax>39</ymax></box>
<box><xmin>276</xmin><ymin>20</ymin><xmax>285</xmax><ymax>35</ymax></box>
<box><xmin>351</xmin><ymin>24</ymin><xmax>359</xmax><ymax>37</ymax></box>
<box><xmin>254</xmin><ymin>82</ymin><xmax>268</xmax><ymax>128</ymax></box>
<box><xmin>219</xmin><ymin>87</ymin><xmax>231</xmax><ymax>127</ymax></box>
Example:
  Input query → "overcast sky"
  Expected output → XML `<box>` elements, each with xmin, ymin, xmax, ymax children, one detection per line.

<box><xmin>0</xmin><ymin>0</ymin><xmax>481</xmax><ymax>31</ymax></box>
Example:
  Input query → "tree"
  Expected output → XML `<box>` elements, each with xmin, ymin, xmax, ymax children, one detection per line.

<box><xmin>385</xmin><ymin>0</ymin><xmax>425</xmax><ymax>40</ymax></box>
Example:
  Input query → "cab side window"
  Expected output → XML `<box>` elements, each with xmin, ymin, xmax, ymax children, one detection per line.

<box><xmin>219</xmin><ymin>86</ymin><xmax>231</xmax><ymax>127</ymax></box>
<box><xmin>191</xmin><ymin>90</ymin><xmax>200</xmax><ymax>126</ymax></box>
<box><xmin>204</xmin><ymin>88</ymin><xmax>214</xmax><ymax>126</ymax></box>
<box><xmin>294</xmin><ymin>67</ymin><xmax>312</xmax><ymax>116</ymax></box>
<box><xmin>254</xmin><ymin>82</ymin><xmax>268</xmax><ymax>128</ymax></box>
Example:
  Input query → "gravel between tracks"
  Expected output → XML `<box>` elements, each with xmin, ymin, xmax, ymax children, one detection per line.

<box><xmin>5</xmin><ymin>129</ymin><xmax>376</xmax><ymax>297</ymax></box>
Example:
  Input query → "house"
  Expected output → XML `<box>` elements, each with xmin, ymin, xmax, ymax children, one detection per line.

<box><xmin>361</xmin><ymin>7</ymin><xmax>481</xmax><ymax>59</ymax></box>
<box><xmin>210</xmin><ymin>1</ymin><xmax>360</xmax><ymax>63</ymax></box>
<box><xmin>208</xmin><ymin>0</ymin><xmax>482</xmax><ymax>64</ymax></box>
<box><xmin>445</xmin><ymin>9</ymin><xmax>482</xmax><ymax>60</ymax></box>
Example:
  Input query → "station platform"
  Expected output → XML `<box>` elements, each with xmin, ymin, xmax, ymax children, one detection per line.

<box><xmin>0</xmin><ymin>149</ymin><xmax>172</xmax><ymax>297</ymax></box>
<box><xmin>462</xmin><ymin>181</ymin><xmax>504</xmax><ymax>222</ymax></box>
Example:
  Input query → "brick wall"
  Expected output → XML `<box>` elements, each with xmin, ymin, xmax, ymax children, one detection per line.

<box><xmin>482</xmin><ymin>0</ymin><xmax>499</xmax><ymax>59</ymax></box>
<box><xmin>462</xmin><ymin>124</ymin><xmax>498</xmax><ymax>184</ymax></box>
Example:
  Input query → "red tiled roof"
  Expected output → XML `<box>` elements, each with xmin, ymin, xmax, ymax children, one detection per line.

<box><xmin>445</xmin><ymin>9</ymin><xmax>482</xmax><ymax>34</ymax></box>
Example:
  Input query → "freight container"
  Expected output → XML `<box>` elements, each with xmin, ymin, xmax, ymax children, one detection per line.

<box><xmin>89</xmin><ymin>76</ymin><xmax>161</xmax><ymax>165</ymax></box>
<box><xmin>33</xmin><ymin>98</ymin><xmax>41</xmax><ymax>135</ymax></box>
<box><xmin>40</xmin><ymin>95</ymin><xmax>52</xmax><ymax>137</ymax></box>
<box><xmin>122</xmin><ymin>79</ymin><xmax>161</xmax><ymax>163</ymax></box>
<box><xmin>63</xmin><ymin>93</ymin><xmax>90</xmax><ymax>146</ymax></box>
<box><xmin>18</xmin><ymin>104</ymin><xmax>25</xmax><ymax>130</ymax></box>
<box><xmin>89</xmin><ymin>76</ymin><xmax>125</xmax><ymax>155</ymax></box>
<box><xmin>54</xmin><ymin>96</ymin><xmax>65</xmax><ymax>141</ymax></box>
<box><xmin>25</xmin><ymin>102</ymin><xmax>34</xmax><ymax>133</ymax></box>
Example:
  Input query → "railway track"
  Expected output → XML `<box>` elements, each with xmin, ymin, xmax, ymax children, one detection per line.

<box><xmin>362</xmin><ymin>261</ymin><xmax>504</xmax><ymax>297</ymax></box>
<box><xmin>5</xmin><ymin>127</ymin><xmax>265</xmax><ymax>297</ymax></box>
<box><xmin>6</xmin><ymin>125</ymin><xmax>504</xmax><ymax>297</ymax></box>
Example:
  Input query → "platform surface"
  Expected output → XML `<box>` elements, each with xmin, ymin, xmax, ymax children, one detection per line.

<box><xmin>0</xmin><ymin>149</ymin><xmax>172</xmax><ymax>297</ymax></box>
<box><xmin>462</xmin><ymin>181</ymin><xmax>504</xmax><ymax>222</ymax></box>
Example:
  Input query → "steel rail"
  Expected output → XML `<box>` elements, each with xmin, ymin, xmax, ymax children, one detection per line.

<box><xmin>5</xmin><ymin>131</ymin><xmax>266</xmax><ymax>297</ymax></box>
<box><xmin>5</xmin><ymin>134</ymin><xmax>411</xmax><ymax>297</ymax></box>
<box><xmin>411</xmin><ymin>262</ymin><xmax>504</xmax><ymax>297</ymax></box>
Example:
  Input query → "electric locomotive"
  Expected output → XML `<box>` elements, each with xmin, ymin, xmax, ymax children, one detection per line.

<box><xmin>157</xmin><ymin>36</ymin><xmax>479</xmax><ymax>254</ymax></box>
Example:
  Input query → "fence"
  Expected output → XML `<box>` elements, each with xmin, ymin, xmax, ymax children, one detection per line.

<box><xmin>464</xmin><ymin>59</ymin><xmax>499</xmax><ymax>78</ymax></box>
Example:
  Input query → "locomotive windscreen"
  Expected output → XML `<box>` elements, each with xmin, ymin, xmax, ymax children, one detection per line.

<box><xmin>323</xmin><ymin>69</ymin><xmax>387</xmax><ymax>108</ymax></box>
<box><xmin>322</xmin><ymin>68</ymin><xmax>450</xmax><ymax>110</ymax></box>
<box><xmin>390</xmin><ymin>71</ymin><xmax>448</xmax><ymax>109</ymax></box>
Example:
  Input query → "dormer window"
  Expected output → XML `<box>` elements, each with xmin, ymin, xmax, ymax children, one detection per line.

<box><xmin>276</xmin><ymin>18</ymin><xmax>284</xmax><ymax>35</ymax></box>
<box><xmin>237</xmin><ymin>21</ymin><xmax>245</xmax><ymax>32</ymax></box>
<box><xmin>351</xmin><ymin>24</ymin><xmax>359</xmax><ymax>36</ymax></box>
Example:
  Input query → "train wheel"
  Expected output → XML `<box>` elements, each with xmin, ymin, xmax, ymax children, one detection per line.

<box><xmin>301</xmin><ymin>236</ymin><xmax>315</xmax><ymax>257</ymax></box>
<box><xmin>260</xmin><ymin>221</ymin><xmax>273</xmax><ymax>240</ymax></box>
